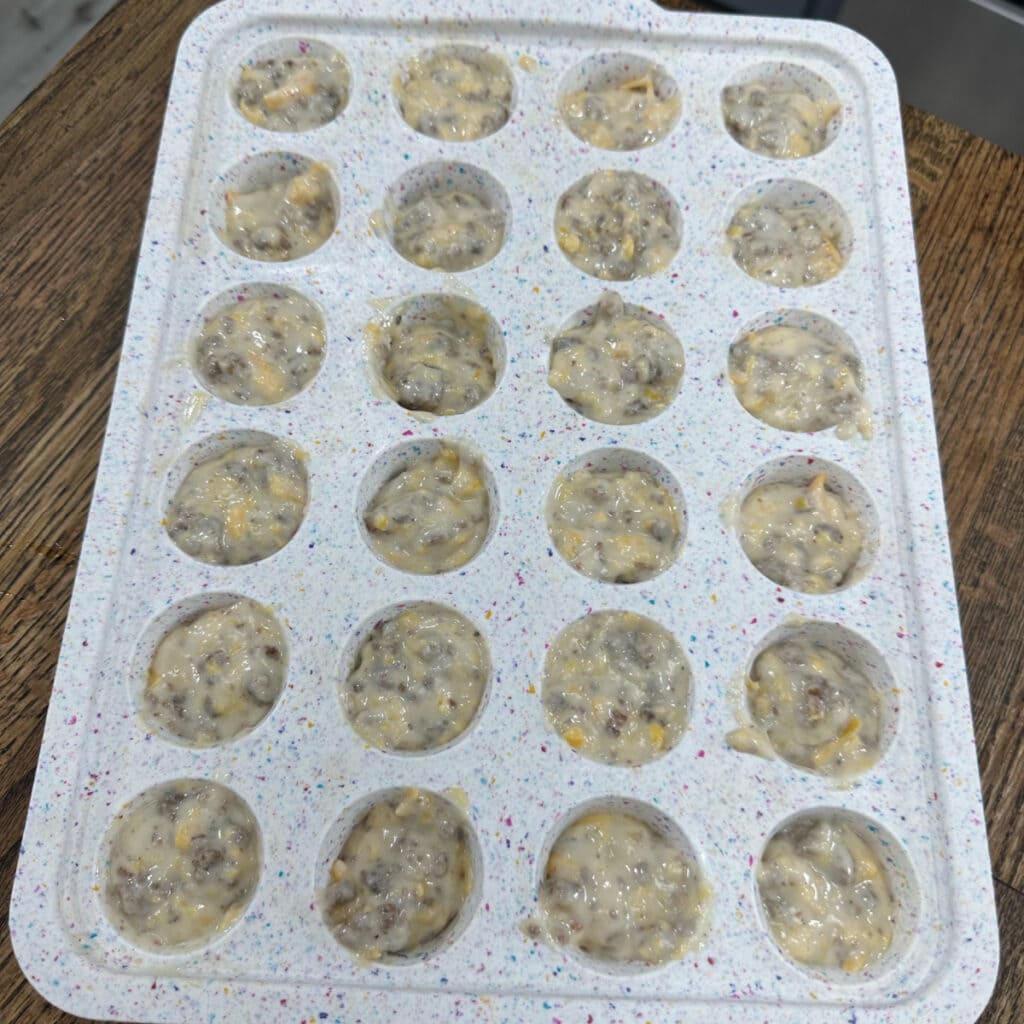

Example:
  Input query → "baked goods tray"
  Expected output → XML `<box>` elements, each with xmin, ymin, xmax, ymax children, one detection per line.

<box><xmin>10</xmin><ymin>0</ymin><xmax>998</xmax><ymax>1021</ymax></box>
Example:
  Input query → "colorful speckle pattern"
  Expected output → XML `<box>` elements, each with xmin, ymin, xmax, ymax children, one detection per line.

<box><xmin>10</xmin><ymin>1</ymin><xmax>998</xmax><ymax>1022</ymax></box>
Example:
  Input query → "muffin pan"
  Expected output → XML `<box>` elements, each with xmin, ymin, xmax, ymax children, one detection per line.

<box><xmin>11</xmin><ymin>1</ymin><xmax>997</xmax><ymax>1022</ymax></box>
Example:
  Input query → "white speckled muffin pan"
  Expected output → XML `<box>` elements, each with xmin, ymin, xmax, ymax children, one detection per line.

<box><xmin>10</xmin><ymin>0</ymin><xmax>999</xmax><ymax>1021</ymax></box>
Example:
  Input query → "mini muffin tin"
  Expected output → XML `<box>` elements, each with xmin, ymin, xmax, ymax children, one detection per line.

<box><xmin>10</xmin><ymin>1</ymin><xmax>998</xmax><ymax>1021</ymax></box>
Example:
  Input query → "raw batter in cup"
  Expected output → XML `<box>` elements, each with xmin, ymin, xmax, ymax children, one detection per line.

<box><xmin>544</xmin><ymin>610</ymin><xmax>690</xmax><ymax>765</ymax></box>
<box><xmin>527</xmin><ymin>809</ymin><xmax>708</xmax><ymax>965</ymax></box>
<box><xmin>324</xmin><ymin>788</ymin><xmax>474</xmax><ymax>959</ymax></box>
<box><xmin>193</xmin><ymin>290</ymin><xmax>325</xmax><ymax>406</ymax></box>
<box><xmin>395</xmin><ymin>46</ymin><xmax>513</xmax><ymax>142</ymax></box>
<box><xmin>142</xmin><ymin>598</ymin><xmax>286</xmax><ymax>747</ymax></box>
<box><xmin>555</xmin><ymin>170</ymin><xmax>680</xmax><ymax>280</ymax></box>
<box><xmin>738</xmin><ymin>473</ymin><xmax>864</xmax><ymax>592</ymax></box>
<box><xmin>104</xmin><ymin>779</ymin><xmax>261</xmax><ymax>951</ymax></box>
<box><xmin>729</xmin><ymin>323</ymin><xmax>870</xmax><ymax>438</ymax></box>
<box><xmin>758</xmin><ymin>811</ymin><xmax>897</xmax><ymax>972</ymax></box>
<box><xmin>728</xmin><ymin>193</ymin><xmax>847</xmax><ymax>287</ymax></box>
<box><xmin>727</xmin><ymin>636</ymin><xmax>883</xmax><ymax>776</ymax></box>
<box><xmin>548</xmin><ymin>290</ymin><xmax>684</xmax><ymax>424</ymax></box>
<box><xmin>235</xmin><ymin>51</ymin><xmax>350</xmax><ymax>132</ymax></box>
<box><xmin>345</xmin><ymin>603</ymin><xmax>488</xmax><ymax>751</ymax></box>
<box><xmin>165</xmin><ymin>438</ymin><xmax>307</xmax><ymax>566</ymax></box>
<box><xmin>224</xmin><ymin>162</ymin><xmax>335</xmax><ymax>261</ymax></box>
<box><xmin>369</xmin><ymin>295</ymin><xmax>498</xmax><ymax>415</ymax></box>
<box><xmin>363</xmin><ymin>444</ymin><xmax>490</xmax><ymax>574</ymax></box>
<box><xmin>562</xmin><ymin>66</ymin><xmax>679</xmax><ymax>150</ymax></box>
<box><xmin>723</xmin><ymin>76</ymin><xmax>839</xmax><ymax>159</ymax></box>
<box><xmin>548</xmin><ymin>464</ymin><xmax>681</xmax><ymax>583</ymax></box>
<box><xmin>391</xmin><ymin>185</ymin><xmax>506</xmax><ymax>272</ymax></box>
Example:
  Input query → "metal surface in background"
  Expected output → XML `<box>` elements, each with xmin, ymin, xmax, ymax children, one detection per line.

<box><xmin>0</xmin><ymin>0</ymin><xmax>120</xmax><ymax>121</ymax></box>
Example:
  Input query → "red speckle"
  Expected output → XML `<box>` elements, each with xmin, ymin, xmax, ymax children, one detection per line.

<box><xmin>280</xmin><ymin>998</ymin><xmax>287</xmax><ymax>1006</ymax></box>
<box><xmin>707</xmin><ymin>956</ymin><xmax>716</xmax><ymax>965</ymax></box>
<box><xmin>504</xmin><ymin>816</ymin><xmax>513</xmax><ymax>827</ymax></box>
<box><xmin>402</xmin><ymin>429</ymin><xmax>414</xmax><ymax>436</ymax></box>
<box><xmin>150</xmin><ymin>982</ymin><xmax>157</xmax><ymax>991</ymax></box>
<box><xmin>515</xmin><ymin>571</ymin><xmax>525</xmax><ymax>586</ymax></box>
<box><xmin>697</xmin><ymin>749</ymin><xmax>705</xmax><ymax>758</ymax></box>
<box><xmin>298</xmin><ymin>40</ymin><xmax>310</xmax><ymax>54</ymax></box>
<box><xmin>748</xmin><ymin>854</ymin><xmax>754</xmax><ymax>866</ymax></box>
<box><xmin>67</xmin><ymin>715</ymin><xmax>77</xmax><ymax>725</ymax></box>
<box><xmin>540</xmin><ymin>744</ymin><xmax>547</xmax><ymax>752</ymax></box>
<box><xmin>935</xmin><ymin>661</ymin><xmax>944</xmax><ymax>668</ymax></box>
<box><xmin>82</xmin><ymin>640</ymin><xmax>88</xmax><ymax>647</ymax></box>
<box><xmin>731</xmin><ymin>309</ymin><xmax>739</xmax><ymax>317</ymax></box>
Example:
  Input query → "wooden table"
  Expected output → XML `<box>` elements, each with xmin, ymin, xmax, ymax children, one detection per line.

<box><xmin>1</xmin><ymin>1</ymin><xmax>1021</xmax><ymax>1021</ymax></box>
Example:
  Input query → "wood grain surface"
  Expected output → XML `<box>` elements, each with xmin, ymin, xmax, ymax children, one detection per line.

<box><xmin>1</xmin><ymin>1</ymin><xmax>1021</xmax><ymax>1022</ymax></box>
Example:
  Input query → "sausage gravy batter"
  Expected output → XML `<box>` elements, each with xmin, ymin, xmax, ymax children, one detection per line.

<box><xmin>224</xmin><ymin>162</ymin><xmax>335</xmax><ymax>261</ymax></box>
<box><xmin>142</xmin><ymin>598</ymin><xmax>286</xmax><ymax>747</ymax></box>
<box><xmin>324</xmin><ymin>789</ymin><xmax>474</xmax><ymax>959</ymax></box>
<box><xmin>165</xmin><ymin>439</ymin><xmax>308</xmax><ymax>566</ymax></box>
<box><xmin>548</xmin><ymin>465</ymin><xmax>681</xmax><ymax>583</ymax></box>
<box><xmin>728</xmin><ymin>194</ymin><xmax>846</xmax><ymax>287</ymax></box>
<box><xmin>758</xmin><ymin>812</ymin><xmax>897</xmax><ymax>972</ymax></box>
<box><xmin>561</xmin><ymin>68</ymin><xmax>680</xmax><ymax>150</ymax></box>
<box><xmin>391</xmin><ymin>186</ymin><xmax>505</xmax><ymax>272</ymax></box>
<box><xmin>193</xmin><ymin>290</ymin><xmax>325</xmax><ymax>406</ymax></box>
<box><xmin>727</xmin><ymin>636</ymin><xmax>883</xmax><ymax>777</ymax></box>
<box><xmin>527</xmin><ymin>810</ymin><xmax>708</xmax><ymax>965</ymax></box>
<box><xmin>722</xmin><ymin>78</ymin><xmax>839</xmax><ymax>159</ymax></box>
<box><xmin>104</xmin><ymin>779</ymin><xmax>261</xmax><ymax>951</ymax></box>
<box><xmin>364</xmin><ymin>444</ymin><xmax>490</xmax><ymax>574</ymax></box>
<box><xmin>555</xmin><ymin>170</ymin><xmax>680</xmax><ymax>280</ymax></box>
<box><xmin>395</xmin><ymin>47</ymin><xmax>513</xmax><ymax>142</ymax></box>
<box><xmin>548</xmin><ymin>290</ymin><xmax>684</xmax><ymax>424</ymax></box>
<box><xmin>544</xmin><ymin>611</ymin><xmax>690</xmax><ymax>765</ymax></box>
<box><xmin>738</xmin><ymin>473</ymin><xmax>865</xmax><ymax>593</ymax></box>
<box><xmin>729</xmin><ymin>323</ymin><xmax>870</xmax><ymax>439</ymax></box>
<box><xmin>345</xmin><ymin>603</ymin><xmax>488</xmax><ymax>752</ymax></box>
<box><xmin>235</xmin><ymin>52</ymin><xmax>350</xmax><ymax>132</ymax></box>
<box><xmin>369</xmin><ymin>295</ymin><xmax>498</xmax><ymax>415</ymax></box>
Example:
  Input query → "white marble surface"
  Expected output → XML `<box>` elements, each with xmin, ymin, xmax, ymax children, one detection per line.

<box><xmin>10</xmin><ymin>4</ymin><xmax>998</xmax><ymax>1023</ymax></box>
<box><xmin>0</xmin><ymin>0</ymin><xmax>119</xmax><ymax>121</ymax></box>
